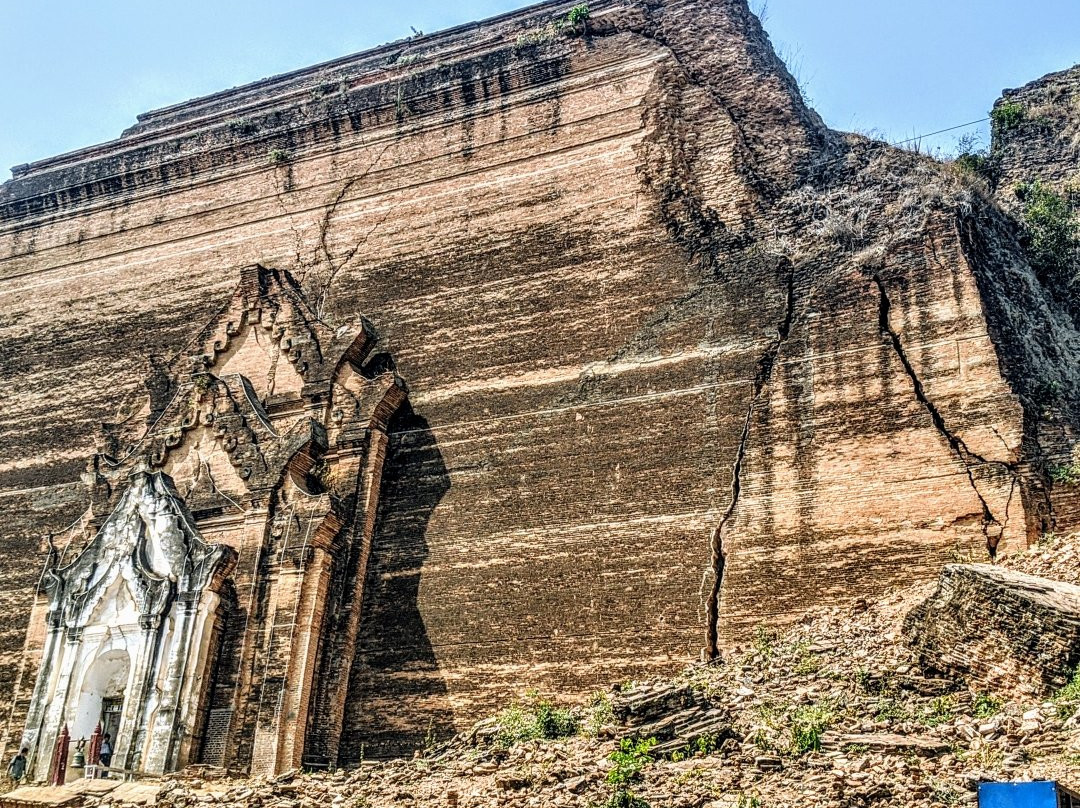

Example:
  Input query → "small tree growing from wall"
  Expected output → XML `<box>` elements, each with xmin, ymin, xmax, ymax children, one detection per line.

<box><xmin>565</xmin><ymin>3</ymin><xmax>590</xmax><ymax>32</ymax></box>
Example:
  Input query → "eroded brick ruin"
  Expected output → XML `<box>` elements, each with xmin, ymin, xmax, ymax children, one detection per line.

<box><xmin>1</xmin><ymin>0</ymin><xmax>1079</xmax><ymax>776</ymax></box>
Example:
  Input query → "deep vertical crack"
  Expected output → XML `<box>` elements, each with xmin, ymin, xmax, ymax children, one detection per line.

<box><xmin>705</xmin><ymin>262</ymin><xmax>796</xmax><ymax>659</ymax></box>
<box><xmin>872</xmin><ymin>272</ymin><xmax>1007</xmax><ymax>557</ymax></box>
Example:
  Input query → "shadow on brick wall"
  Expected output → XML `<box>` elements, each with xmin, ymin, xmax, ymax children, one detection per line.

<box><xmin>341</xmin><ymin>403</ymin><xmax>454</xmax><ymax>760</ymax></box>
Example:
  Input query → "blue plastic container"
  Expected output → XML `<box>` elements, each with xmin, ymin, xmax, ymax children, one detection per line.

<box><xmin>978</xmin><ymin>782</ymin><xmax>1061</xmax><ymax>808</ymax></box>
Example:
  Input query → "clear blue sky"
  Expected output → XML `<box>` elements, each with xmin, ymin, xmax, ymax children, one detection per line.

<box><xmin>0</xmin><ymin>0</ymin><xmax>1077</xmax><ymax>177</ymax></box>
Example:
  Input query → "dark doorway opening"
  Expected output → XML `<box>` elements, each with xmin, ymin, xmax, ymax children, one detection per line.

<box><xmin>100</xmin><ymin>697</ymin><xmax>123</xmax><ymax>746</ymax></box>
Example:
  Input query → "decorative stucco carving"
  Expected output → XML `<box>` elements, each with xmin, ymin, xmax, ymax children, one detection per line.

<box><xmin>18</xmin><ymin>264</ymin><xmax>407</xmax><ymax>779</ymax></box>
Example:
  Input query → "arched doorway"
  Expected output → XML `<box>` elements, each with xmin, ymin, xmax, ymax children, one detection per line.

<box><xmin>71</xmin><ymin>650</ymin><xmax>131</xmax><ymax>743</ymax></box>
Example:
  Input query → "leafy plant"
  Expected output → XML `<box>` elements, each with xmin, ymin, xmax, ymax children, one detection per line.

<box><xmin>694</xmin><ymin>733</ymin><xmax>721</xmax><ymax>755</ymax></box>
<box><xmin>584</xmin><ymin>691</ymin><xmax>615</xmax><ymax>736</ymax></box>
<box><xmin>1050</xmin><ymin>462</ymin><xmax>1080</xmax><ymax>485</ymax></box>
<box><xmin>790</xmin><ymin>704</ymin><xmax>833</xmax><ymax>754</ymax></box>
<box><xmin>268</xmin><ymin>147</ymin><xmax>290</xmax><ymax>165</ymax></box>
<box><xmin>565</xmin><ymin>3</ymin><xmax>590</xmax><ymax>28</ymax></box>
<box><xmin>671</xmin><ymin>732</ymin><xmax>722</xmax><ymax>760</ymax></box>
<box><xmin>737</xmin><ymin>794</ymin><xmax>763</xmax><ymax>808</ymax></box>
<box><xmin>602</xmin><ymin>738</ymin><xmax>656</xmax><ymax>808</ymax></box>
<box><xmin>1015</xmin><ymin>179</ymin><xmax>1079</xmax><ymax>288</ymax></box>
<box><xmin>607</xmin><ymin>737</ymin><xmax>656</xmax><ymax>787</ymax></box>
<box><xmin>1054</xmin><ymin>668</ymin><xmax>1080</xmax><ymax>719</ymax></box>
<box><xmin>920</xmin><ymin>695</ymin><xmax>956</xmax><ymax>727</ymax></box>
<box><xmin>991</xmin><ymin>101</ymin><xmax>1027</xmax><ymax>134</ymax></box>
<box><xmin>973</xmin><ymin>693</ymin><xmax>1003</xmax><ymax>719</ymax></box>
<box><xmin>493</xmin><ymin>691</ymin><xmax>579</xmax><ymax>747</ymax></box>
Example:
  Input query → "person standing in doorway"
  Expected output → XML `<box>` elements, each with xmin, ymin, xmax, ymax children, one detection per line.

<box><xmin>6</xmin><ymin>747</ymin><xmax>28</xmax><ymax>785</ymax></box>
<box><xmin>99</xmin><ymin>734</ymin><xmax>113</xmax><ymax>770</ymax></box>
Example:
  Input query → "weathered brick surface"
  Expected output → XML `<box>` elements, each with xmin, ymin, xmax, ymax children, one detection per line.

<box><xmin>904</xmin><ymin>563</ymin><xmax>1080</xmax><ymax>696</ymax></box>
<box><xmin>1</xmin><ymin>0</ymin><xmax>1078</xmax><ymax>760</ymax></box>
<box><xmin>994</xmin><ymin>64</ymin><xmax>1080</xmax><ymax>194</ymax></box>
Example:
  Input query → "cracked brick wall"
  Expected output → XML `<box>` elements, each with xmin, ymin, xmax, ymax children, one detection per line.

<box><xmin>1</xmin><ymin>0</ymin><xmax>1078</xmax><ymax>760</ymax></box>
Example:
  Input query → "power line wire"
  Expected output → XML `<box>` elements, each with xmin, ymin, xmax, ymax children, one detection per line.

<box><xmin>892</xmin><ymin>117</ymin><xmax>990</xmax><ymax>146</ymax></box>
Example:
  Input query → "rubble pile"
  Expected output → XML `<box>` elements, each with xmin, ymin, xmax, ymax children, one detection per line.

<box><xmin>1002</xmin><ymin>532</ymin><xmax>1080</xmax><ymax>584</ymax></box>
<box><xmin>72</xmin><ymin>537</ymin><xmax>1080</xmax><ymax>808</ymax></box>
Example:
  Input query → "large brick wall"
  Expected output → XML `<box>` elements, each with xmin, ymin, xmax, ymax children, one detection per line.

<box><xmin>1</xmin><ymin>0</ymin><xmax>1078</xmax><ymax>760</ymax></box>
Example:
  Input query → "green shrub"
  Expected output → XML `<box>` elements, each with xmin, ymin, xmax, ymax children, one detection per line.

<box><xmin>954</xmin><ymin>150</ymin><xmax>996</xmax><ymax>184</ymax></box>
<box><xmin>991</xmin><ymin>101</ymin><xmax>1027</xmax><ymax>134</ymax></box>
<box><xmin>267</xmin><ymin>147</ymin><xmax>290</xmax><ymax>165</ymax></box>
<box><xmin>952</xmin><ymin>133</ymin><xmax>995</xmax><ymax>183</ymax></box>
<box><xmin>493</xmin><ymin>692</ymin><xmax>579</xmax><ymax>747</ymax></box>
<box><xmin>565</xmin><ymin>3</ymin><xmax>590</xmax><ymax>28</ymax></box>
<box><xmin>1016</xmin><ymin>179</ymin><xmax>1079</xmax><ymax>286</ymax></box>
<box><xmin>535</xmin><ymin>699</ymin><xmax>578</xmax><ymax>738</ymax></box>
<box><xmin>790</xmin><ymin>704</ymin><xmax>833</xmax><ymax>754</ymax></box>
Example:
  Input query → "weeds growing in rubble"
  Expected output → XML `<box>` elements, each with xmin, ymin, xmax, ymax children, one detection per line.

<box><xmin>792</xmin><ymin>643</ymin><xmax>822</xmax><ymax>676</ymax></box>
<box><xmin>584</xmin><ymin>690</ymin><xmax>615</xmax><ymax>736</ymax></box>
<box><xmin>752</xmin><ymin>625</ymin><xmax>778</xmax><ymax>662</ymax></box>
<box><xmin>919</xmin><ymin>695</ymin><xmax>957</xmax><ymax>727</ymax></box>
<box><xmin>1053</xmin><ymin>668</ymin><xmax>1080</xmax><ymax>719</ymax></box>
<box><xmin>790</xmin><ymin>703</ymin><xmax>834</xmax><ymax>754</ymax></box>
<box><xmin>929</xmin><ymin>779</ymin><xmax>962</xmax><ymax>805</ymax></box>
<box><xmin>600</xmin><ymin>737</ymin><xmax>656</xmax><ymax>808</ymax></box>
<box><xmin>875</xmin><ymin>696</ymin><xmax>911</xmax><ymax>723</ymax></box>
<box><xmin>669</xmin><ymin>732</ymin><xmax>722</xmax><ymax>762</ymax></box>
<box><xmin>972</xmin><ymin>693</ymin><xmax>1003</xmax><ymax>719</ymax></box>
<box><xmin>493</xmin><ymin>690</ymin><xmax>579</xmax><ymax>747</ymax></box>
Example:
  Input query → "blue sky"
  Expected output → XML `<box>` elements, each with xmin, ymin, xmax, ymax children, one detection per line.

<box><xmin>0</xmin><ymin>0</ymin><xmax>1077</xmax><ymax>177</ymax></box>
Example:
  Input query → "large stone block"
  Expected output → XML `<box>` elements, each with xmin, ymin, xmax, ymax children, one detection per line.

<box><xmin>904</xmin><ymin>564</ymin><xmax>1080</xmax><ymax>696</ymax></box>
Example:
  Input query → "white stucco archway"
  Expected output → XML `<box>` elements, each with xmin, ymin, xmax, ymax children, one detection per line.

<box><xmin>70</xmin><ymin>649</ymin><xmax>131</xmax><ymax>740</ymax></box>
